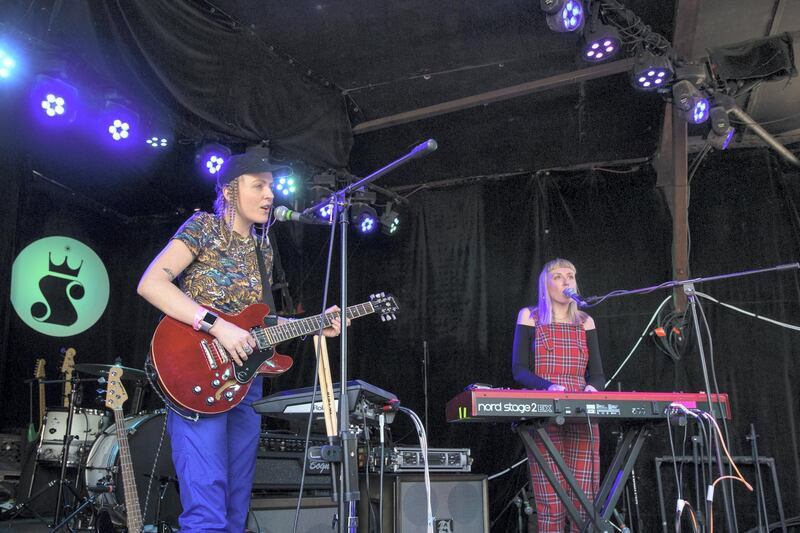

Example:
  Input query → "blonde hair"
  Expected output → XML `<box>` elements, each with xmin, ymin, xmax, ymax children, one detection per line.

<box><xmin>534</xmin><ymin>258</ymin><xmax>587</xmax><ymax>325</ymax></box>
<box><xmin>213</xmin><ymin>176</ymin><xmax>270</xmax><ymax>248</ymax></box>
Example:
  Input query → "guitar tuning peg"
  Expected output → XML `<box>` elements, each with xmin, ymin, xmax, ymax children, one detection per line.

<box><xmin>97</xmin><ymin>377</ymin><xmax>107</xmax><ymax>385</ymax></box>
<box><xmin>390</xmin><ymin>314</ymin><xmax>396</xmax><ymax>320</ymax></box>
<box><xmin>380</xmin><ymin>315</ymin><xmax>386</xmax><ymax>322</ymax></box>
<box><xmin>380</xmin><ymin>292</ymin><xmax>385</xmax><ymax>297</ymax></box>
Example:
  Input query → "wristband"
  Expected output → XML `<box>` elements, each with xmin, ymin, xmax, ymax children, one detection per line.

<box><xmin>193</xmin><ymin>308</ymin><xmax>219</xmax><ymax>333</ymax></box>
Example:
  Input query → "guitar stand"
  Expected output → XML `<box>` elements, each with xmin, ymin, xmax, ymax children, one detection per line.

<box><xmin>51</xmin><ymin>491</ymin><xmax>100</xmax><ymax>533</ymax></box>
<box><xmin>51</xmin><ymin>376</ymin><xmax>97</xmax><ymax>530</ymax></box>
<box><xmin>515</xmin><ymin>418</ymin><xmax>651</xmax><ymax>533</ymax></box>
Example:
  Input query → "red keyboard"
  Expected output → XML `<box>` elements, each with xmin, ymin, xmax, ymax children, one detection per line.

<box><xmin>446</xmin><ymin>389</ymin><xmax>731</xmax><ymax>423</ymax></box>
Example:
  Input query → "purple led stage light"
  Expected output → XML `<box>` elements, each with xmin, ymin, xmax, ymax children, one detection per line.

<box><xmin>29</xmin><ymin>75</ymin><xmax>79</xmax><ymax>123</ymax></box>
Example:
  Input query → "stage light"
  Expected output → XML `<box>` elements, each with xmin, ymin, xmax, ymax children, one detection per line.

<box><xmin>350</xmin><ymin>204</ymin><xmax>378</xmax><ymax>234</ymax></box>
<box><xmin>100</xmin><ymin>101</ymin><xmax>139</xmax><ymax>143</ymax></box>
<box><xmin>146</xmin><ymin>136</ymin><xmax>169</xmax><ymax>148</ymax></box>
<box><xmin>274</xmin><ymin>175</ymin><xmax>297</xmax><ymax>197</ymax></box>
<box><xmin>672</xmin><ymin>80</ymin><xmax>709</xmax><ymax>124</ymax></box>
<box><xmin>29</xmin><ymin>75</ymin><xmax>79</xmax><ymax>123</ymax></box>
<box><xmin>319</xmin><ymin>203</ymin><xmax>334</xmax><ymax>220</ymax></box>
<box><xmin>582</xmin><ymin>23</ymin><xmax>620</xmax><ymax>62</ymax></box>
<box><xmin>632</xmin><ymin>50</ymin><xmax>673</xmax><ymax>90</ymax></box>
<box><xmin>706</xmin><ymin>127</ymin><xmax>735</xmax><ymax>151</ymax></box>
<box><xmin>380</xmin><ymin>204</ymin><xmax>401</xmax><ymax>236</ymax></box>
<box><xmin>709</xmin><ymin>105</ymin><xmax>730</xmax><ymax>136</ymax></box>
<box><xmin>582</xmin><ymin>27</ymin><xmax>620</xmax><ymax>62</ymax></box>
<box><xmin>706</xmin><ymin>105</ymin><xmax>734</xmax><ymax>150</ymax></box>
<box><xmin>542</xmin><ymin>0</ymin><xmax>584</xmax><ymax>33</ymax></box>
<box><xmin>0</xmin><ymin>48</ymin><xmax>16</xmax><ymax>79</ymax></box>
<box><xmin>196</xmin><ymin>143</ymin><xmax>231</xmax><ymax>177</ymax></box>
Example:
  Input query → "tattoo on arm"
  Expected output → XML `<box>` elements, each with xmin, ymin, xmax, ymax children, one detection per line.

<box><xmin>162</xmin><ymin>267</ymin><xmax>176</xmax><ymax>281</ymax></box>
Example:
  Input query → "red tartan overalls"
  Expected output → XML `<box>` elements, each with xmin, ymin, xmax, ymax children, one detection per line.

<box><xmin>527</xmin><ymin>322</ymin><xmax>600</xmax><ymax>532</ymax></box>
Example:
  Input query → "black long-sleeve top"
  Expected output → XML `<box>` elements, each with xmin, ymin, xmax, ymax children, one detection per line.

<box><xmin>512</xmin><ymin>323</ymin><xmax>606</xmax><ymax>390</ymax></box>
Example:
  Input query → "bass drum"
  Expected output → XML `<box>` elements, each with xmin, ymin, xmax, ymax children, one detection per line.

<box><xmin>85</xmin><ymin>411</ymin><xmax>181</xmax><ymax>526</ymax></box>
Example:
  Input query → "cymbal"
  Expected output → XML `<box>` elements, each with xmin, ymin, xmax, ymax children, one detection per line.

<box><xmin>74</xmin><ymin>363</ymin><xmax>147</xmax><ymax>381</ymax></box>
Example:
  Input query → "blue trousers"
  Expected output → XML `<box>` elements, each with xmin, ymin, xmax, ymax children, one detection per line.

<box><xmin>167</xmin><ymin>377</ymin><xmax>262</xmax><ymax>533</ymax></box>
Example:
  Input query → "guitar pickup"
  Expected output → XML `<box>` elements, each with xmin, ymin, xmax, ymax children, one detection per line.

<box><xmin>212</xmin><ymin>339</ymin><xmax>230</xmax><ymax>364</ymax></box>
<box><xmin>200</xmin><ymin>340</ymin><xmax>218</xmax><ymax>370</ymax></box>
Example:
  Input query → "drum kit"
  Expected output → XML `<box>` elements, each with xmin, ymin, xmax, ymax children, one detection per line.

<box><xmin>12</xmin><ymin>361</ymin><xmax>180</xmax><ymax>532</ymax></box>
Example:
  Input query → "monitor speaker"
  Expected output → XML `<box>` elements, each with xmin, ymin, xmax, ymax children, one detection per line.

<box><xmin>248</xmin><ymin>496</ymin><xmax>337</xmax><ymax>533</ymax></box>
<box><xmin>359</xmin><ymin>473</ymin><xmax>489</xmax><ymax>533</ymax></box>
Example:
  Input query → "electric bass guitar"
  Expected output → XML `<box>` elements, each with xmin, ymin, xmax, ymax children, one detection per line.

<box><xmin>61</xmin><ymin>348</ymin><xmax>76</xmax><ymax>406</ymax></box>
<box><xmin>28</xmin><ymin>359</ymin><xmax>46</xmax><ymax>442</ymax></box>
<box><xmin>104</xmin><ymin>366</ymin><xmax>143</xmax><ymax>533</ymax></box>
<box><xmin>149</xmin><ymin>293</ymin><xmax>399</xmax><ymax>415</ymax></box>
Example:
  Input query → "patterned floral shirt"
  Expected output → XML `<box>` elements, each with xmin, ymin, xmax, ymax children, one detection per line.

<box><xmin>172</xmin><ymin>212</ymin><xmax>273</xmax><ymax>315</ymax></box>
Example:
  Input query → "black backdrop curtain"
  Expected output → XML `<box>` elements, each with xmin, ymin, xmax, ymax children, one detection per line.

<box><xmin>1</xmin><ymin>148</ymin><xmax>798</xmax><ymax>530</ymax></box>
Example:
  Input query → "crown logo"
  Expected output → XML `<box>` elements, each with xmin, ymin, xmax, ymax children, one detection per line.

<box><xmin>48</xmin><ymin>253</ymin><xmax>83</xmax><ymax>278</ymax></box>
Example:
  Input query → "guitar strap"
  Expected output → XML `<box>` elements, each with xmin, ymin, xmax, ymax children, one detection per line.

<box><xmin>255</xmin><ymin>236</ymin><xmax>278</xmax><ymax>315</ymax></box>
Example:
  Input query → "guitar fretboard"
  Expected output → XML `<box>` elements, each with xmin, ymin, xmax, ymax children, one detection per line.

<box><xmin>114</xmin><ymin>409</ymin><xmax>143</xmax><ymax>533</ymax></box>
<box><xmin>254</xmin><ymin>302</ymin><xmax>376</xmax><ymax>347</ymax></box>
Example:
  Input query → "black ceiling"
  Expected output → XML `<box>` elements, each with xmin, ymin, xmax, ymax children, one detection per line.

<box><xmin>0</xmin><ymin>0</ymin><xmax>797</xmax><ymax>218</ymax></box>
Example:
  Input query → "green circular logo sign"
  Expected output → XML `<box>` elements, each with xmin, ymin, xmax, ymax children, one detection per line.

<box><xmin>11</xmin><ymin>236</ymin><xmax>110</xmax><ymax>337</ymax></box>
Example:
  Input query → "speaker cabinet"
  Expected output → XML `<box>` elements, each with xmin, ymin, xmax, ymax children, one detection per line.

<box><xmin>248</xmin><ymin>497</ymin><xmax>338</xmax><ymax>533</ymax></box>
<box><xmin>359</xmin><ymin>473</ymin><xmax>489</xmax><ymax>533</ymax></box>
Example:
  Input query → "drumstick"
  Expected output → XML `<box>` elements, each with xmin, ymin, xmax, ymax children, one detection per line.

<box><xmin>313</xmin><ymin>335</ymin><xmax>337</xmax><ymax>437</ymax></box>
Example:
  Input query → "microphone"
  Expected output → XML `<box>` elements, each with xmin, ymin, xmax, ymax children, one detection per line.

<box><xmin>563</xmin><ymin>287</ymin><xmax>588</xmax><ymax>308</ymax></box>
<box><xmin>409</xmin><ymin>139</ymin><xmax>438</xmax><ymax>159</ymax></box>
<box><xmin>273</xmin><ymin>206</ymin><xmax>331</xmax><ymax>225</ymax></box>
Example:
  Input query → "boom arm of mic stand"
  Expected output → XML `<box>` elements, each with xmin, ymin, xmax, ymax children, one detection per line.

<box><xmin>580</xmin><ymin>263</ymin><xmax>800</xmax><ymax>307</ymax></box>
<box><xmin>302</xmin><ymin>139</ymin><xmax>437</xmax><ymax>216</ymax></box>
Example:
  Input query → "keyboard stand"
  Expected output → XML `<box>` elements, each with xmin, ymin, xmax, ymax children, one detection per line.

<box><xmin>516</xmin><ymin>419</ymin><xmax>651</xmax><ymax>533</ymax></box>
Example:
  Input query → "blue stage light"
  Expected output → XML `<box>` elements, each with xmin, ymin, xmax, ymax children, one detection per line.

<box><xmin>632</xmin><ymin>51</ymin><xmax>673</xmax><ymax>90</ymax></box>
<box><xmin>545</xmin><ymin>0</ymin><xmax>584</xmax><ymax>33</ymax></box>
<box><xmin>29</xmin><ymin>75</ymin><xmax>79</xmax><ymax>123</ymax></box>
<box><xmin>691</xmin><ymin>99</ymin><xmax>709</xmax><ymax>124</ymax></box>
<box><xmin>319</xmin><ymin>203</ymin><xmax>334</xmax><ymax>219</ymax></box>
<box><xmin>0</xmin><ymin>49</ymin><xmax>16</xmax><ymax>79</ymax></box>
<box><xmin>99</xmin><ymin>101</ymin><xmax>139</xmax><ymax>145</ymax></box>
<box><xmin>146</xmin><ymin>136</ymin><xmax>169</xmax><ymax>148</ymax></box>
<box><xmin>350</xmin><ymin>204</ymin><xmax>378</xmax><ymax>234</ymax></box>
<box><xmin>196</xmin><ymin>143</ymin><xmax>231</xmax><ymax>177</ymax></box>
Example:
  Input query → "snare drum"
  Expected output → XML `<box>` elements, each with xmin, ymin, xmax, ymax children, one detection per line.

<box><xmin>37</xmin><ymin>407</ymin><xmax>111</xmax><ymax>466</ymax></box>
<box><xmin>84</xmin><ymin>411</ymin><xmax>180</xmax><ymax>525</ymax></box>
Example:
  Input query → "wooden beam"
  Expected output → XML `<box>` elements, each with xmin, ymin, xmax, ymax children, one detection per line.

<box><xmin>655</xmin><ymin>0</ymin><xmax>701</xmax><ymax>313</ymax></box>
<box><xmin>352</xmin><ymin>58</ymin><xmax>635</xmax><ymax>135</ymax></box>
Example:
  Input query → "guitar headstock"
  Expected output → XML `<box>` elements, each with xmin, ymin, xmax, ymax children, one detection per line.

<box><xmin>61</xmin><ymin>348</ymin><xmax>76</xmax><ymax>377</ymax></box>
<box><xmin>104</xmin><ymin>366</ymin><xmax>128</xmax><ymax>411</ymax></box>
<box><xmin>370</xmin><ymin>292</ymin><xmax>399</xmax><ymax>322</ymax></box>
<box><xmin>34</xmin><ymin>359</ymin><xmax>46</xmax><ymax>380</ymax></box>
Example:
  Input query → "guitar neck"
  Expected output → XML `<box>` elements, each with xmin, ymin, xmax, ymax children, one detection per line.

<box><xmin>258</xmin><ymin>301</ymin><xmax>376</xmax><ymax>345</ymax></box>
<box><xmin>113</xmin><ymin>409</ymin><xmax>143</xmax><ymax>533</ymax></box>
<box><xmin>63</xmin><ymin>377</ymin><xmax>72</xmax><ymax>408</ymax></box>
<box><xmin>38</xmin><ymin>385</ymin><xmax>45</xmax><ymax>431</ymax></box>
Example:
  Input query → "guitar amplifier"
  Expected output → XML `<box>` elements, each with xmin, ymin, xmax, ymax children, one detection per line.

<box><xmin>253</xmin><ymin>432</ymin><xmax>333</xmax><ymax>492</ymax></box>
<box><xmin>369</xmin><ymin>446</ymin><xmax>472</xmax><ymax>473</ymax></box>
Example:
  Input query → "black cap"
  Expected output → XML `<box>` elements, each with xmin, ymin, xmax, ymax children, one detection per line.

<box><xmin>217</xmin><ymin>146</ymin><xmax>291</xmax><ymax>186</ymax></box>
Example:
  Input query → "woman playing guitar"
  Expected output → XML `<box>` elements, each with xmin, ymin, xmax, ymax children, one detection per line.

<box><xmin>137</xmin><ymin>146</ymin><xmax>343</xmax><ymax>533</ymax></box>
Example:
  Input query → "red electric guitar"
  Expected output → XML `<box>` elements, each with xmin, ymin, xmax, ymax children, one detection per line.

<box><xmin>149</xmin><ymin>293</ymin><xmax>398</xmax><ymax>415</ymax></box>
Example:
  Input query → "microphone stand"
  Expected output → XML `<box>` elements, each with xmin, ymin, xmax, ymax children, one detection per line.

<box><xmin>589</xmin><ymin>262</ymin><xmax>799</xmax><ymax>533</ymax></box>
<box><xmin>318</xmin><ymin>139</ymin><xmax>438</xmax><ymax>533</ymax></box>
